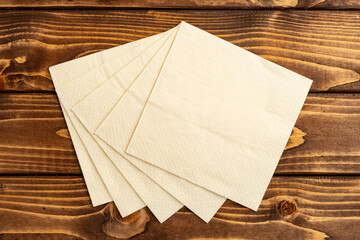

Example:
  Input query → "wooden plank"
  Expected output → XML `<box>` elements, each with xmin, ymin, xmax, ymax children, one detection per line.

<box><xmin>0</xmin><ymin>93</ymin><xmax>80</xmax><ymax>174</ymax></box>
<box><xmin>0</xmin><ymin>92</ymin><xmax>359</xmax><ymax>175</ymax></box>
<box><xmin>280</xmin><ymin>93</ymin><xmax>360</xmax><ymax>174</ymax></box>
<box><xmin>0</xmin><ymin>175</ymin><xmax>359</xmax><ymax>239</ymax></box>
<box><xmin>1</xmin><ymin>10</ymin><xmax>360</xmax><ymax>92</ymax></box>
<box><xmin>0</xmin><ymin>0</ymin><xmax>360</xmax><ymax>9</ymax></box>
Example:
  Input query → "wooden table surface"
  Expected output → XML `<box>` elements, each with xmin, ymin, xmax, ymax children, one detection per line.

<box><xmin>1</xmin><ymin>1</ymin><xmax>360</xmax><ymax>239</ymax></box>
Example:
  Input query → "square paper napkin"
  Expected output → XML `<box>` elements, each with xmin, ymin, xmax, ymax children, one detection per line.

<box><xmin>49</xmin><ymin>21</ymin><xmax>312</xmax><ymax>223</ymax></box>
<box><xmin>122</xmin><ymin>22</ymin><xmax>312</xmax><ymax>210</ymax></box>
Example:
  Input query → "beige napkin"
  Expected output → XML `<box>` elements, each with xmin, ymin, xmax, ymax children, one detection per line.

<box><xmin>119</xmin><ymin>21</ymin><xmax>313</xmax><ymax>211</ymax></box>
<box><xmin>50</xmin><ymin>30</ymin><xmax>171</xmax><ymax>216</ymax></box>
<box><xmin>57</xmin><ymin>26</ymin><xmax>184</xmax><ymax>222</ymax></box>
<box><xmin>74</xmin><ymin>25</ymin><xmax>226</xmax><ymax>222</ymax></box>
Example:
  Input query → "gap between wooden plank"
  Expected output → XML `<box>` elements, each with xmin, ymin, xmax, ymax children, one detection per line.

<box><xmin>0</xmin><ymin>0</ymin><xmax>360</xmax><ymax>10</ymax></box>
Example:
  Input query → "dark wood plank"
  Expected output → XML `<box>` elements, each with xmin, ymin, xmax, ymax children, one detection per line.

<box><xmin>1</xmin><ymin>10</ymin><xmax>360</xmax><ymax>92</ymax></box>
<box><xmin>0</xmin><ymin>175</ymin><xmax>359</xmax><ymax>239</ymax></box>
<box><xmin>0</xmin><ymin>92</ymin><xmax>359</xmax><ymax>175</ymax></box>
<box><xmin>0</xmin><ymin>0</ymin><xmax>359</xmax><ymax>9</ymax></box>
<box><xmin>0</xmin><ymin>176</ymin><xmax>149</xmax><ymax>240</ymax></box>
<box><xmin>0</xmin><ymin>93</ymin><xmax>80</xmax><ymax>174</ymax></box>
<box><xmin>280</xmin><ymin>93</ymin><xmax>360</xmax><ymax>175</ymax></box>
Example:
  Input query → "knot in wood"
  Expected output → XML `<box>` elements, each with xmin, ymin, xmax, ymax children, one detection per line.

<box><xmin>102</xmin><ymin>203</ymin><xmax>149</xmax><ymax>239</ymax></box>
<box><xmin>277</xmin><ymin>200</ymin><xmax>297</xmax><ymax>217</ymax></box>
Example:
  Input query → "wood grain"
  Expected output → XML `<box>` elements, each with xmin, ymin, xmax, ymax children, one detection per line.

<box><xmin>0</xmin><ymin>176</ymin><xmax>150</xmax><ymax>240</ymax></box>
<box><xmin>1</xmin><ymin>10</ymin><xmax>360</xmax><ymax>92</ymax></box>
<box><xmin>0</xmin><ymin>175</ymin><xmax>359</xmax><ymax>239</ymax></box>
<box><xmin>0</xmin><ymin>0</ymin><xmax>360</xmax><ymax>9</ymax></box>
<box><xmin>0</xmin><ymin>92</ymin><xmax>359</xmax><ymax>175</ymax></box>
<box><xmin>0</xmin><ymin>93</ymin><xmax>80</xmax><ymax>174</ymax></box>
<box><xmin>280</xmin><ymin>93</ymin><xmax>360</xmax><ymax>174</ymax></box>
<box><xmin>0</xmin><ymin>2</ymin><xmax>358</xmax><ymax>239</ymax></box>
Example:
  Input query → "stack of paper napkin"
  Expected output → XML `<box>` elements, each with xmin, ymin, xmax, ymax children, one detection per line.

<box><xmin>49</xmin><ymin>22</ymin><xmax>312</xmax><ymax>223</ymax></box>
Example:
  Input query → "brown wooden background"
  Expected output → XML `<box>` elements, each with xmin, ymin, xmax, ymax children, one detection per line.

<box><xmin>1</xmin><ymin>1</ymin><xmax>360</xmax><ymax>239</ymax></box>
